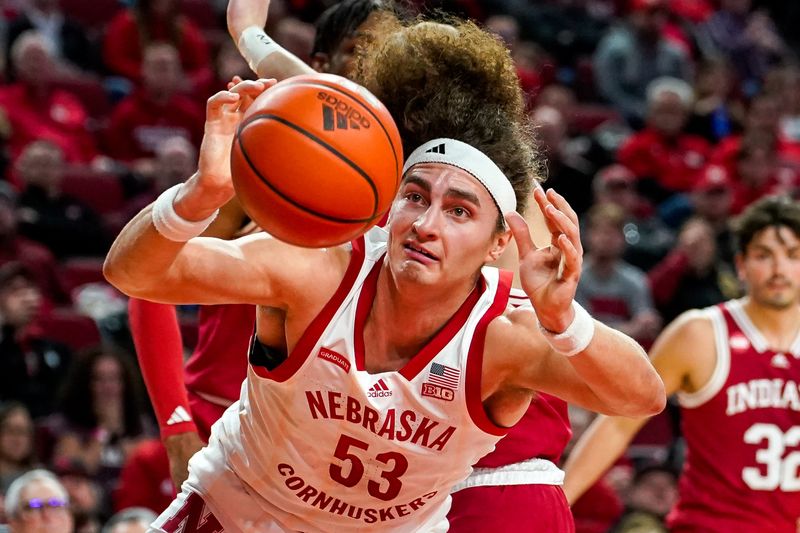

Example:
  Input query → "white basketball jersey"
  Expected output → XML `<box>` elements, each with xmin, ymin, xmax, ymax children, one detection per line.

<box><xmin>206</xmin><ymin>226</ymin><xmax>512</xmax><ymax>532</ymax></box>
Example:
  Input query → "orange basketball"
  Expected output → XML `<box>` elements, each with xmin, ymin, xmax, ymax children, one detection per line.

<box><xmin>230</xmin><ymin>73</ymin><xmax>403</xmax><ymax>247</ymax></box>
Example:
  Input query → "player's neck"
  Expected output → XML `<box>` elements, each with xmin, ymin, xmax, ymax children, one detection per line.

<box><xmin>368</xmin><ymin>265</ymin><xmax>476</xmax><ymax>360</ymax></box>
<box><xmin>741</xmin><ymin>297</ymin><xmax>800</xmax><ymax>349</ymax></box>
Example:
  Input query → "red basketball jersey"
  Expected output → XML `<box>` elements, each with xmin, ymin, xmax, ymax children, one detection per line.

<box><xmin>667</xmin><ymin>300</ymin><xmax>800</xmax><ymax>532</ymax></box>
<box><xmin>476</xmin><ymin>288</ymin><xmax>572</xmax><ymax>467</ymax></box>
<box><xmin>183</xmin><ymin>304</ymin><xmax>254</xmax><ymax>404</ymax></box>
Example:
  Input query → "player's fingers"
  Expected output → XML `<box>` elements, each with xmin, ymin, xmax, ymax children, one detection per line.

<box><xmin>546</xmin><ymin>188</ymin><xmax>579</xmax><ymax>227</ymax></box>
<box><xmin>533</xmin><ymin>187</ymin><xmax>560</xmax><ymax>236</ymax></box>
<box><xmin>506</xmin><ymin>211</ymin><xmax>535</xmax><ymax>259</ymax></box>
<box><xmin>206</xmin><ymin>90</ymin><xmax>241</xmax><ymax>119</ymax></box>
<box><xmin>544</xmin><ymin>203</ymin><xmax>582</xmax><ymax>256</ymax></box>
<box><xmin>555</xmin><ymin>233</ymin><xmax>580</xmax><ymax>281</ymax></box>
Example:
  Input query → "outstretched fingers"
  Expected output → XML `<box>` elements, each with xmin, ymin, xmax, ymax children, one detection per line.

<box><xmin>555</xmin><ymin>233</ymin><xmax>581</xmax><ymax>281</ymax></box>
<box><xmin>505</xmin><ymin>211</ymin><xmax>535</xmax><ymax>259</ymax></box>
<box><xmin>206</xmin><ymin>90</ymin><xmax>241</xmax><ymax>122</ymax></box>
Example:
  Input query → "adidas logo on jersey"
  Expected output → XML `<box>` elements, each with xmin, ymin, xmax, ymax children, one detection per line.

<box><xmin>166</xmin><ymin>406</ymin><xmax>192</xmax><ymax>426</ymax></box>
<box><xmin>368</xmin><ymin>379</ymin><xmax>392</xmax><ymax>397</ymax></box>
<box><xmin>771</xmin><ymin>353</ymin><xmax>791</xmax><ymax>369</ymax></box>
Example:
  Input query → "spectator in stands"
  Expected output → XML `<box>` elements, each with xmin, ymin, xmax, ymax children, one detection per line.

<box><xmin>0</xmin><ymin>403</ymin><xmax>36</xmax><ymax>494</ymax></box>
<box><xmin>648</xmin><ymin>217</ymin><xmax>740</xmax><ymax>322</ymax></box>
<box><xmin>617</xmin><ymin>77</ymin><xmax>711</xmax><ymax>203</ymax></box>
<box><xmin>113</xmin><ymin>439</ymin><xmax>172</xmax><ymax>515</ymax></box>
<box><xmin>763</xmin><ymin>65</ymin><xmax>800</xmax><ymax>142</ymax></box>
<box><xmin>46</xmin><ymin>349</ymin><xmax>151</xmax><ymax>504</ymax></box>
<box><xmin>697</xmin><ymin>0</ymin><xmax>787</xmax><ymax>87</ymax></box>
<box><xmin>104</xmin><ymin>43</ymin><xmax>203</xmax><ymax>165</ymax></box>
<box><xmin>532</xmin><ymin>105</ymin><xmax>595</xmax><ymax>216</ymax></box>
<box><xmin>103</xmin><ymin>0</ymin><xmax>212</xmax><ymax>95</ymax></box>
<box><xmin>689</xmin><ymin>165</ymin><xmax>737</xmax><ymax>265</ymax></box>
<box><xmin>0</xmin><ymin>183</ymin><xmax>69</xmax><ymax>305</ymax></box>
<box><xmin>592</xmin><ymin>164</ymin><xmax>675</xmax><ymax>271</ymax></box>
<box><xmin>0</xmin><ymin>31</ymin><xmax>98</xmax><ymax>169</ymax></box>
<box><xmin>52</xmin><ymin>460</ymin><xmax>102</xmax><ymax>533</ymax></box>
<box><xmin>15</xmin><ymin>141</ymin><xmax>110</xmax><ymax>258</ymax></box>
<box><xmin>593</xmin><ymin>0</ymin><xmax>692</xmax><ymax>124</ymax></box>
<box><xmin>213</xmin><ymin>40</ymin><xmax>252</xmax><ymax>92</ymax></box>
<box><xmin>5</xmin><ymin>0</ymin><xmax>99</xmax><ymax>76</ymax></box>
<box><xmin>727</xmin><ymin>139</ymin><xmax>800</xmax><ymax>214</ymax></box>
<box><xmin>613</xmin><ymin>463</ymin><xmax>677</xmax><ymax>533</ymax></box>
<box><xmin>0</xmin><ymin>263</ymin><xmax>72</xmax><ymax>418</ymax></box>
<box><xmin>711</xmin><ymin>92</ymin><xmax>800</xmax><ymax>173</ymax></box>
<box><xmin>576</xmin><ymin>203</ymin><xmax>662</xmax><ymax>346</ymax></box>
<box><xmin>5</xmin><ymin>469</ymin><xmax>73</xmax><ymax>533</ymax></box>
<box><xmin>686</xmin><ymin>58</ymin><xmax>743</xmax><ymax>143</ymax></box>
<box><xmin>102</xmin><ymin>508</ymin><xmax>156</xmax><ymax>533</ymax></box>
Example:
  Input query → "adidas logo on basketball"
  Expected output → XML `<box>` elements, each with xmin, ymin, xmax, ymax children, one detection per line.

<box><xmin>318</xmin><ymin>91</ymin><xmax>371</xmax><ymax>131</ymax></box>
<box><xmin>368</xmin><ymin>379</ymin><xmax>392</xmax><ymax>398</ymax></box>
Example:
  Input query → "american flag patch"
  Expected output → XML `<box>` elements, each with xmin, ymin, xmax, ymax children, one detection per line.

<box><xmin>428</xmin><ymin>362</ymin><xmax>460</xmax><ymax>388</ymax></box>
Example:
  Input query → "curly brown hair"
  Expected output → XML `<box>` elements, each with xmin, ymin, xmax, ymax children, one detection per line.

<box><xmin>352</xmin><ymin>17</ymin><xmax>543</xmax><ymax>214</ymax></box>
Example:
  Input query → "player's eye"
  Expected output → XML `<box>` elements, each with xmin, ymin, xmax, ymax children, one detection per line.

<box><xmin>450</xmin><ymin>207</ymin><xmax>469</xmax><ymax>217</ymax></box>
<box><xmin>405</xmin><ymin>193</ymin><xmax>424</xmax><ymax>203</ymax></box>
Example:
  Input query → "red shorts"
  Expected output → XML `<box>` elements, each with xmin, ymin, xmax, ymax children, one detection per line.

<box><xmin>448</xmin><ymin>484</ymin><xmax>575</xmax><ymax>533</ymax></box>
<box><xmin>188</xmin><ymin>391</ymin><xmax>229</xmax><ymax>443</ymax></box>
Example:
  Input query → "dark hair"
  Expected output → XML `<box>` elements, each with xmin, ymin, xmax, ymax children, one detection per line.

<box><xmin>733</xmin><ymin>195</ymin><xmax>800</xmax><ymax>253</ymax></box>
<box><xmin>0</xmin><ymin>262</ymin><xmax>36</xmax><ymax>292</ymax></box>
<box><xmin>133</xmin><ymin>0</ymin><xmax>182</xmax><ymax>49</ymax></box>
<box><xmin>353</xmin><ymin>17</ymin><xmax>542</xmax><ymax>215</ymax></box>
<box><xmin>58</xmin><ymin>347</ymin><xmax>145</xmax><ymax>437</ymax></box>
<box><xmin>0</xmin><ymin>402</ymin><xmax>36</xmax><ymax>467</ymax></box>
<box><xmin>312</xmin><ymin>0</ymin><xmax>387</xmax><ymax>57</ymax></box>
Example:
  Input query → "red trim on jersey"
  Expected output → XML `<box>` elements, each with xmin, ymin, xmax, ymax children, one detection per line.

<box><xmin>352</xmin><ymin>257</ymin><xmax>486</xmax><ymax>381</ymax></box>
<box><xmin>128</xmin><ymin>298</ymin><xmax>198</xmax><ymax>438</ymax></box>
<box><xmin>250</xmin><ymin>237</ymin><xmax>367</xmax><ymax>381</ymax></box>
<box><xmin>465</xmin><ymin>269</ymin><xmax>513</xmax><ymax>437</ymax></box>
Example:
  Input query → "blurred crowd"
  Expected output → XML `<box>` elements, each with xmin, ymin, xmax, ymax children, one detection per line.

<box><xmin>0</xmin><ymin>0</ymin><xmax>799</xmax><ymax>531</ymax></box>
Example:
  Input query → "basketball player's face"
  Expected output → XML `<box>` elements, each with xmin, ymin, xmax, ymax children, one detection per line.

<box><xmin>738</xmin><ymin>225</ymin><xmax>800</xmax><ymax>309</ymax></box>
<box><xmin>387</xmin><ymin>163</ymin><xmax>507</xmax><ymax>286</ymax></box>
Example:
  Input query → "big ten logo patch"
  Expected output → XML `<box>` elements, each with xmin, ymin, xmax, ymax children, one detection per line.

<box><xmin>421</xmin><ymin>383</ymin><xmax>454</xmax><ymax>402</ymax></box>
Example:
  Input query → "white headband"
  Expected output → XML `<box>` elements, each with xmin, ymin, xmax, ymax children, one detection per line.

<box><xmin>402</xmin><ymin>138</ymin><xmax>517</xmax><ymax>217</ymax></box>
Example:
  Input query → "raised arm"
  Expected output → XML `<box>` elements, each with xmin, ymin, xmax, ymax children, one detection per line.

<box><xmin>227</xmin><ymin>0</ymin><xmax>314</xmax><ymax>80</ymax></box>
<box><xmin>496</xmin><ymin>188</ymin><xmax>665</xmax><ymax>417</ymax></box>
<box><xmin>560</xmin><ymin>310</ymin><xmax>714</xmax><ymax>503</ymax></box>
<box><xmin>104</xmin><ymin>79</ymin><xmax>321</xmax><ymax>307</ymax></box>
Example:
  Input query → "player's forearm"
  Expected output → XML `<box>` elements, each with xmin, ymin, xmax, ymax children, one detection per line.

<box><xmin>104</xmin><ymin>176</ymin><xmax>227</xmax><ymax>298</ymax></box>
<box><xmin>228</xmin><ymin>0</ymin><xmax>314</xmax><ymax>80</ymax></box>
<box><xmin>569</xmin><ymin>321</ymin><xmax>665</xmax><ymax>417</ymax></box>
<box><xmin>562</xmin><ymin>414</ymin><xmax>647</xmax><ymax>504</ymax></box>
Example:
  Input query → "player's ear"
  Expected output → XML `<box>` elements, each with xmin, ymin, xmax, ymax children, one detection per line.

<box><xmin>486</xmin><ymin>228</ymin><xmax>512</xmax><ymax>263</ymax></box>
<box><xmin>311</xmin><ymin>52</ymin><xmax>330</xmax><ymax>73</ymax></box>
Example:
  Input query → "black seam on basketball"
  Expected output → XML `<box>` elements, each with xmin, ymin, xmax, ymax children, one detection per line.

<box><xmin>236</xmin><ymin>114</ymin><xmax>378</xmax><ymax>223</ymax></box>
<box><xmin>277</xmin><ymin>80</ymin><xmax>401</xmax><ymax>187</ymax></box>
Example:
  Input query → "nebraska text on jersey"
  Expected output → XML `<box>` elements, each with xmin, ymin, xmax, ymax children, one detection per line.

<box><xmin>306</xmin><ymin>390</ymin><xmax>457</xmax><ymax>450</ymax></box>
<box><xmin>726</xmin><ymin>378</ymin><xmax>800</xmax><ymax>415</ymax></box>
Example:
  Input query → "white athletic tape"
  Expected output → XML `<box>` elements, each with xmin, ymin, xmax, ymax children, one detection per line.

<box><xmin>151</xmin><ymin>184</ymin><xmax>219</xmax><ymax>242</ymax></box>
<box><xmin>538</xmin><ymin>300</ymin><xmax>595</xmax><ymax>356</ymax></box>
<box><xmin>403</xmin><ymin>138</ymin><xmax>517</xmax><ymax>218</ymax></box>
<box><xmin>237</xmin><ymin>26</ymin><xmax>283</xmax><ymax>74</ymax></box>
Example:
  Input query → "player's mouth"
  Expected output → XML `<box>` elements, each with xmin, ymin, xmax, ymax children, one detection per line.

<box><xmin>403</xmin><ymin>242</ymin><xmax>439</xmax><ymax>264</ymax></box>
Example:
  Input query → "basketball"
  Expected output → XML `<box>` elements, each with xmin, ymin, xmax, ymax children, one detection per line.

<box><xmin>230</xmin><ymin>73</ymin><xmax>403</xmax><ymax>247</ymax></box>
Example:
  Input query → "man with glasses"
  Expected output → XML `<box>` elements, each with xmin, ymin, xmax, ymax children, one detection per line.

<box><xmin>5</xmin><ymin>469</ymin><xmax>72</xmax><ymax>533</ymax></box>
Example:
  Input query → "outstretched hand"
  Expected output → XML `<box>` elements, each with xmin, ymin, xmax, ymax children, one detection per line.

<box><xmin>196</xmin><ymin>78</ymin><xmax>276</xmax><ymax>197</ymax></box>
<box><xmin>506</xmin><ymin>188</ymin><xmax>583</xmax><ymax>332</ymax></box>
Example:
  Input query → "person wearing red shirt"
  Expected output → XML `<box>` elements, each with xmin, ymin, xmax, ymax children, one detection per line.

<box><xmin>104</xmin><ymin>43</ymin><xmax>204</xmax><ymax>164</ymax></box>
<box><xmin>711</xmin><ymin>93</ymin><xmax>800</xmax><ymax>175</ymax></box>
<box><xmin>103</xmin><ymin>0</ymin><xmax>212</xmax><ymax>96</ymax></box>
<box><xmin>0</xmin><ymin>31</ymin><xmax>98</xmax><ymax>170</ymax></box>
<box><xmin>618</xmin><ymin>77</ymin><xmax>711</xmax><ymax>202</ymax></box>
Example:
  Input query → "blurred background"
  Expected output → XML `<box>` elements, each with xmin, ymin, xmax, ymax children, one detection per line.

<box><xmin>0</xmin><ymin>0</ymin><xmax>799</xmax><ymax>531</ymax></box>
